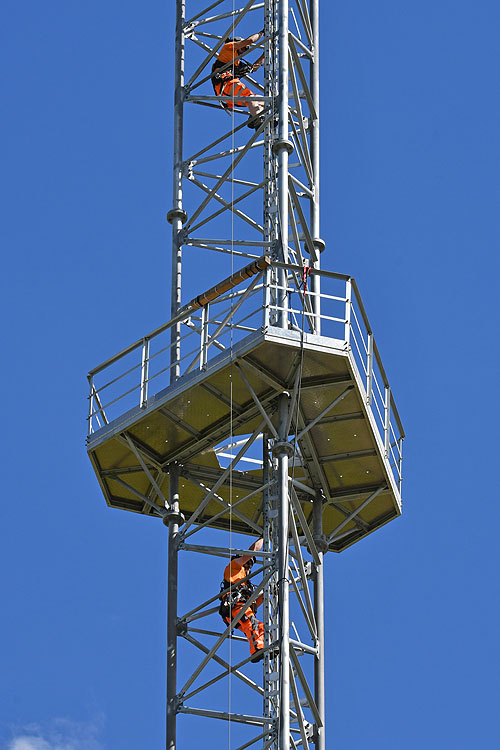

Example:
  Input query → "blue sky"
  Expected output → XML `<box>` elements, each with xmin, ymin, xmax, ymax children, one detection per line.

<box><xmin>1</xmin><ymin>1</ymin><xmax>499</xmax><ymax>748</ymax></box>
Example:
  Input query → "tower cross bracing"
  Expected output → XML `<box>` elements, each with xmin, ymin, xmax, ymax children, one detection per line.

<box><xmin>86</xmin><ymin>2</ymin><xmax>405</xmax><ymax>749</ymax></box>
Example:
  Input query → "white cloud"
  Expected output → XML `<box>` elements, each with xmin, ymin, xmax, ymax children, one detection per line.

<box><xmin>7</xmin><ymin>716</ymin><xmax>105</xmax><ymax>750</ymax></box>
<box><xmin>9</xmin><ymin>739</ymin><xmax>52</xmax><ymax>750</ymax></box>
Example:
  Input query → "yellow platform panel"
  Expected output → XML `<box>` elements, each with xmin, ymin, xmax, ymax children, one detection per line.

<box><xmin>87</xmin><ymin>327</ymin><xmax>402</xmax><ymax>552</ymax></box>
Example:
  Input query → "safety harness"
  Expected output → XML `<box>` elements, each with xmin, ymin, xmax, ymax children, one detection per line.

<box><xmin>218</xmin><ymin>557</ymin><xmax>256</xmax><ymax>624</ymax></box>
<box><xmin>211</xmin><ymin>57</ymin><xmax>253</xmax><ymax>113</ymax></box>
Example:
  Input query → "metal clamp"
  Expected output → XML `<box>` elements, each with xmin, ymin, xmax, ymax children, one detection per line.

<box><xmin>167</xmin><ymin>208</ymin><xmax>188</xmax><ymax>225</ymax></box>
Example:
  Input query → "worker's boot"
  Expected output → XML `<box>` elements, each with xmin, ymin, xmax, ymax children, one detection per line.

<box><xmin>250</xmin><ymin>648</ymin><xmax>265</xmax><ymax>662</ymax></box>
<box><xmin>246</xmin><ymin>114</ymin><xmax>265</xmax><ymax>130</ymax></box>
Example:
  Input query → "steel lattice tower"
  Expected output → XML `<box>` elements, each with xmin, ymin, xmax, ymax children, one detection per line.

<box><xmin>86</xmin><ymin>2</ymin><xmax>405</xmax><ymax>749</ymax></box>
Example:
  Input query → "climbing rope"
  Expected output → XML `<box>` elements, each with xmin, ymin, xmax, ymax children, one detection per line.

<box><xmin>227</xmin><ymin>2</ymin><xmax>236</xmax><ymax>746</ymax></box>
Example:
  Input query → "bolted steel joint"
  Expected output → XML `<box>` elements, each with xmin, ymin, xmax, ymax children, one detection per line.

<box><xmin>270</xmin><ymin>238</ymin><xmax>282</xmax><ymax>259</ymax></box>
<box><xmin>162</xmin><ymin>510</ymin><xmax>185</xmax><ymax>527</ymax></box>
<box><xmin>313</xmin><ymin>534</ymin><xmax>329</xmax><ymax>554</ymax></box>
<box><xmin>183</xmin><ymin>22</ymin><xmax>197</xmax><ymax>39</ymax></box>
<box><xmin>272</xmin><ymin>440</ymin><xmax>295</xmax><ymax>458</ymax></box>
<box><xmin>167</xmin><ymin>208</ymin><xmax>188</xmax><ymax>225</ymax></box>
<box><xmin>312</xmin><ymin>237</ymin><xmax>326</xmax><ymax>254</ymax></box>
<box><xmin>272</xmin><ymin>139</ymin><xmax>294</xmax><ymax>155</ymax></box>
<box><xmin>176</xmin><ymin>618</ymin><xmax>187</xmax><ymax>636</ymax></box>
<box><xmin>305</xmin><ymin>722</ymin><xmax>315</xmax><ymax>740</ymax></box>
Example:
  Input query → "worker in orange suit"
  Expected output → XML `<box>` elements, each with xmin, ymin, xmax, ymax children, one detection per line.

<box><xmin>211</xmin><ymin>30</ymin><xmax>265</xmax><ymax>128</ymax></box>
<box><xmin>219</xmin><ymin>537</ymin><xmax>266</xmax><ymax>661</ymax></box>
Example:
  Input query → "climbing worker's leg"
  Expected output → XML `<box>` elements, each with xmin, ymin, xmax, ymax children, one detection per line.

<box><xmin>232</xmin><ymin>605</ymin><xmax>264</xmax><ymax>658</ymax></box>
<box><xmin>247</xmin><ymin>614</ymin><xmax>265</xmax><ymax>660</ymax></box>
<box><xmin>221</xmin><ymin>79</ymin><xmax>265</xmax><ymax>127</ymax></box>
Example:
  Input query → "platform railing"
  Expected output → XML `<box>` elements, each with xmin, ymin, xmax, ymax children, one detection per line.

<box><xmin>87</xmin><ymin>260</ymin><xmax>404</xmax><ymax>493</ymax></box>
<box><xmin>346</xmin><ymin>279</ymin><xmax>404</xmax><ymax>493</ymax></box>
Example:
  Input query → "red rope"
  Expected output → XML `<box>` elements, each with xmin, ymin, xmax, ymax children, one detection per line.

<box><xmin>302</xmin><ymin>264</ymin><xmax>312</xmax><ymax>296</ymax></box>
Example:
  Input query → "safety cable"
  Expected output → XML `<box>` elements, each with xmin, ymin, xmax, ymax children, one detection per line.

<box><xmin>267</xmin><ymin>5</ymin><xmax>285</xmax><ymax>745</ymax></box>
<box><xmin>228</xmin><ymin>2</ymin><xmax>236</xmax><ymax>748</ymax></box>
<box><xmin>225</xmin><ymin>8</ymin><xmax>286</xmax><ymax>746</ymax></box>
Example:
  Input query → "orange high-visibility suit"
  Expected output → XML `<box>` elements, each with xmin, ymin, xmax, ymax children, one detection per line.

<box><xmin>222</xmin><ymin>558</ymin><xmax>264</xmax><ymax>657</ymax></box>
<box><xmin>211</xmin><ymin>41</ymin><xmax>256</xmax><ymax>111</ymax></box>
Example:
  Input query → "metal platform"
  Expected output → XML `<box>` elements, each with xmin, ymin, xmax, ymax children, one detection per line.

<box><xmin>87</xmin><ymin>263</ymin><xmax>403</xmax><ymax>553</ymax></box>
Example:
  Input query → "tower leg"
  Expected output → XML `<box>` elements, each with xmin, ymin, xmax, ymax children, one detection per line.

<box><xmin>276</xmin><ymin>393</ymin><xmax>291</xmax><ymax>750</ymax></box>
<box><xmin>166</xmin><ymin>465</ymin><xmax>180</xmax><ymax>750</ymax></box>
<box><xmin>169</xmin><ymin>0</ymin><xmax>185</xmax><ymax>383</ymax></box>
<box><xmin>262</xmin><ymin>435</ymin><xmax>275</xmax><ymax>740</ymax></box>
<box><xmin>277</xmin><ymin>0</ymin><xmax>290</xmax><ymax>328</ymax></box>
<box><xmin>309</xmin><ymin>0</ymin><xmax>321</xmax><ymax>334</ymax></box>
<box><xmin>313</xmin><ymin>495</ymin><xmax>326</xmax><ymax>750</ymax></box>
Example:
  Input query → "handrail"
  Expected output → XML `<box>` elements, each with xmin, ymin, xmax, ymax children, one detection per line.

<box><xmin>87</xmin><ymin>261</ymin><xmax>405</xmax><ymax>465</ymax></box>
<box><xmin>350</xmin><ymin>278</ymin><xmax>405</xmax><ymax>438</ymax></box>
<box><xmin>88</xmin><ymin>256</ymin><xmax>270</xmax><ymax>377</ymax></box>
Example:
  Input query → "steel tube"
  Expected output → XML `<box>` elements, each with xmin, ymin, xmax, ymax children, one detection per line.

<box><xmin>326</xmin><ymin>485</ymin><xmax>387</xmax><ymax>543</ymax></box>
<box><xmin>182</xmin><ymin>633</ymin><xmax>263</xmax><ymax>695</ymax></box>
<box><xmin>277</xmin><ymin>0</ymin><xmax>290</xmax><ymax>328</ymax></box>
<box><xmin>344</xmin><ymin>279</ymin><xmax>352</xmax><ymax>347</ymax></box>
<box><xmin>384</xmin><ymin>386</ymin><xmax>391</xmax><ymax>457</ymax></box>
<box><xmin>296</xmin><ymin>386</ymin><xmax>354</xmax><ymax>441</ymax></box>
<box><xmin>398</xmin><ymin>437</ymin><xmax>404</xmax><ymax>494</ymax></box>
<box><xmin>180</xmin><ymin>543</ymin><xmax>272</xmax><ymax>560</ymax></box>
<box><xmin>179</xmin><ymin>706</ymin><xmax>272</xmax><ymax>726</ymax></box>
<box><xmin>110</xmin><ymin>475</ymin><xmax>168</xmax><ymax>517</ymax></box>
<box><xmin>276</xmin><ymin>392</ymin><xmax>291</xmax><ymax>750</ymax></box>
<box><xmin>262</xmin><ymin>435</ymin><xmax>274</xmax><ymax>736</ymax></box>
<box><xmin>310</xmin><ymin>0</ymin><xmax>321</xmax><ymax>333</ymax></box>
<box><xmin>313</xmin><ymin>495</ymin><xmax>326</xmax><ymax>750</ymax></box>
<box><xmin>170</xmin><ymin>0</ymin><xmax>185</xmax><ymax>383</ymax></box>
<box><xmin>367</xmin><ymin>332</ymin><xmax>374</xmax><ymax>404</ymax></box>
<box><xmin>88</xmin><ymin>376</ymin><xmax>94</xmax><ymax>436</ymax></box>
<box><xmin>289</xmin><ymin>639</ymin><xmax>318</xmax><ymax>656</ymax></box>
<box><xmin>140</xmin><ymin>338</ymin><xmax>150</xmax><ymax>407</ymax></box>
<box><xmin>179</xmin><ymin>572</ymin><xmax>273</xmax><ymax>697</ymax></box>
<box><xmin>166</xmin><ymin>465</ymin><xmax>180</xmax><ymax>750</ymax></box>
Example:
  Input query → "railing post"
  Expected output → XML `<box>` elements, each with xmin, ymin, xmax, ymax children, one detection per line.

<box><xmin>200</xmin><ymin>304</ymin><xmax>209</xmax><ymax>370</ymax></box>
<box><xmin>384</xmin><ymin>385</ymin><xmax>391</xmax><ymax>458</ymax></box>
<box><xmin>398</xmin><ymin>436</ymin><xmax>404</xmax><ymax>494</ymax></box>
<box><xmin>140</xmin><ymin>338</ymin><xmax>150</xmax><ymax>408</ymax></box>
<box><xmin>88</xmin><ymin>376</ymin><xmax>95</xmax><ymax>436</ymax></box>
<box><xmin>263</xmin><ymin>266</ymin><xmax>271</xmax><ymax>330</ymax></box>
<box><xmin>366</xmin><ymin>332</ymin><xmax>373</xmax><ymax>405</ymax></box>
<box><xmin>344</xmin><ymin>279</ymin><xmax>352</xmax><ymax>348</ymax></box>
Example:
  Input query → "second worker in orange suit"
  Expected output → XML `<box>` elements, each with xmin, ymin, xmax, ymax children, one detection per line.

<box><xmin>219</xmin><ymin>537</ymin><xmax>266</xmax><ymax>661</ymax></box>
<box><xmin>211</xmin><ymin>31</ymin><xmax>265</xmax><ymax>128</ymax></box>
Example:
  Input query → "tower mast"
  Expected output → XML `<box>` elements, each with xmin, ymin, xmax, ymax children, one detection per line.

<box><xmin>86</xmin><ymin>3</ymin><xmax>405</xmax><ymax>749</ymax></box>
